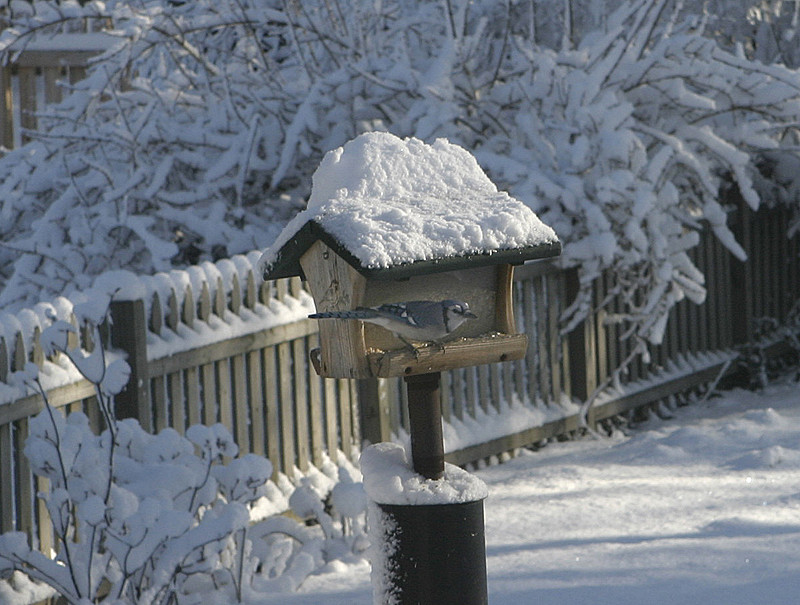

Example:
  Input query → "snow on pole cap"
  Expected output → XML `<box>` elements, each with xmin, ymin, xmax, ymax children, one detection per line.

<box><xmin>360</xmin><ymin>442</ymin><xmax>488</xmax><ymax>505</ymax></box>
<box><xmin>259</xmin><ymin>132</ymin><xmax>560</xmax><ymax>281</ymax></box>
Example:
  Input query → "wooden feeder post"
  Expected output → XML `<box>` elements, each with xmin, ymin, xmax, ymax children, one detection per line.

<box><xmin>405</xmin><ymin>372</ymin><xmax>445</xmax><ymax>480</ymax></box>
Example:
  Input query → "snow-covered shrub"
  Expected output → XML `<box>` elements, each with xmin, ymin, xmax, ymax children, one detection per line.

<box><xmin>0</xmin><ymin>304</ymin><xmax>368</xmax><ymax>604</ymax></box>
<box><xmin>406</xmin><ymin>0</ymin><xmax>800</xmax><ymax>349</ymax></box>
<box><xmin>1</xmin><ymin>0</ymin><xmax>799</xmax><ymax>360</ymax></box>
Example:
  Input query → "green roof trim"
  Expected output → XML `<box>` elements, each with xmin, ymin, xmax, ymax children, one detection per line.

<box><xmin>262</xmin><ymin>220</ymin><xmax>562</xmax><ymax>281</ymax></box>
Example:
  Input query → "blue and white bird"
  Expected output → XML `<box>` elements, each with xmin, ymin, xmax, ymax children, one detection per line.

<box><xmin>308</xmin><ymin>299</ymin><xmax>477</xmax><ymax>346</ymax></box>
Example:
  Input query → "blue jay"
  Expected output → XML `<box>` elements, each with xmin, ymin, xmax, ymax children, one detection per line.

<box><xmin>309</xmin><ymin>299</ymin><xmax>477</xmax><ymax>348</ymax></box>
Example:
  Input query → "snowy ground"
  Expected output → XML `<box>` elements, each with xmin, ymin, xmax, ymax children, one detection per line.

<box><xmin>260</xmin><ymin>375</ymin><xmax>800</xmax><ymax>604</ymax></box>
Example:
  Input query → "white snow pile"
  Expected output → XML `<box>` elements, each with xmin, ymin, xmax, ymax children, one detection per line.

<box><xmin>360</xmin><ymin>442</ymin><xmax>488</xmax><ymax>506</ymax></box>
<box><xmin>259</xmin><ymin>132</ymin><xmax>559</xmax><ymax>273</ymax></box>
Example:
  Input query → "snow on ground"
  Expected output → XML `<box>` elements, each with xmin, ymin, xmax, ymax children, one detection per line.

<box><xmin>258</xmin><ymin>375</ymin><xmax>800</xmax><ymax>604</ymax></box>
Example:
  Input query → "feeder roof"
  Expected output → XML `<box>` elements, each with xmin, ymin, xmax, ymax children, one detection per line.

<box><xmin>259</xmin><ymin>132</ymin><xmax>560</xmax><ymax>281</ymax></box>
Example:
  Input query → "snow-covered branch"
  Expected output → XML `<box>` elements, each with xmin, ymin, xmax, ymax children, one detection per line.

<box><xmin>0</xmin><ymin>0</ymin><xmax>799</xmax><ymax>358</ymax></box>
<box><xmin>0</xmin><ymin>298</ymin><xmax>369</xmax><ymax>604</ymax></box>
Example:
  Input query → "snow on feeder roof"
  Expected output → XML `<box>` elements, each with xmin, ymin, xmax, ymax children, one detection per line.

<box><xmin>259</xmin><ymin>132</ymin><xmax>560</xmax><ymax>281</ymax></box>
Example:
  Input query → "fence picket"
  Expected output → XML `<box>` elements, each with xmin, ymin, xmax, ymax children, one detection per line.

<box><xmin>292</xmin><ymin>338</ymin><xmax>310</xmax><ymax>472</ymax></box>
<box><xmin>439</xmin><ymin>371</ymin><xmax>452</xmax><ymax>422</ymax></box>
<box><xmin>324</xmin><ymin>373</ymin><xmax>339</xmax><ymax>456</ymax></box>
<box><xmin>778</xmin><ymin>208</ymin><xmax>790</xmax><ymax>320</ymax></box>
<box><xmin>478</xmin><ymin>365</ymin><xmax>490</xmax><ymax>414</ymax></box>
<box><xmin>0</xmin><ymin>423</ymin><xmax>14</xmax><ymax>533</ymax></box>
<box><xmin>0</xmin><ymin>337</ymin><xmax>8</xmax><ymax>383</ymax></box>
<box><xmin>248</xmin><ymin>349</ymin><xmax>266</xmax><ymax>458</ymax></box>
<box><xmin>773</xmin><ymin>211</ymin><xmax>784</xmax><ymax>321</ymax></box>
<box><xmin>169</xmin><ymin>372</ymin><xmax>185</xmax><ymax>433</ymax></box>
<box><xmin>13</xmin><ymin>331</ymin><xmax>26</xmax><ymax>372</ymax></box>
<box><xmin>792</xmin><ymin>217</ymin><xmax>798</xmax><ymax>308</ymax></box>
<box><xmin>535</xmin><ymin>278</ymin><xmax>551</xmax><ymax>403</ymax></box>
<box><xmin>167</xmin><ymin>289</ymin><xmax>180</xmax><ymax>332</ymax></box>
<box><xmin>263</xmin><ymin>346</ymin><xmax>282</xmax><ymax>477</ymax></box>
<box><xmin>465</xmin><ymin>366</ymin><xmax>477</xmax><ymax>419</ymax></box>
<box><xmin>338</xmin><ymin>379</ymin><xmax>353</xmax><ymax>459</ymax></box>
<box><xmin>522</xmin><ymin>279</ymin><xmax>538</xmax><ymax>405</ymax></box>
<box><xmin>182</xmin><ymin>286</ymin><xmax>195</xmax><ymax>329</ymax></box>
<box><xmin>232</xmin><ymin>353</ymin><xmax>249</xmax><ymax>454</ymax></box>
<box><xmin>548</xmin><ymin>273</ymin><xmax>562</xmax><ymax>403</ymax></box>
<box><xmin>705</xmin><ymin>233</ymin><xmax>719</xmax><ymax>350</ymax></box>
<box><xmin>501</xmin><ymin>360</ymin><xmax>514</xmax><ymax>410</ymax></box>
<box><xmin>199</xmin><ymin>282</ymin><xmax>211</xmax><ymax>323</ymax></box>
<box><xmin>278</xmin><ymin>341</ymin><xmax>296</xmax><ymax>476</ymax></box>
<box><xmin>151</xmin><ymin>292</ymin><xmax>163</xmax><ymax>336</ymax></box>
<box><xmin>186</xmin><ymin>365</ymin><xmax>201</xmax><ymax>427</ymax></box>
<box><xmin>697</xmin><ymin>237</ymin><xmax>709</xmax><ymax>353</ymax></box>
<box><xmin>557</xmin><ymin>272</ymin><xmax>571</xmax><ymax>402</ymax></box>
<box><xmin>14</xmin><ymin>418</ymin><xmax>33</xmax><ymax>538</ymax></box>
<box><xmin>0</xmin><ymin>65</ymin><xmax>12</xmax><ymax>149</ymax></box>
<box><xmin>35</xmin><ymin>475</ymin><xmax>52</xmax><ymax>555</ymax></box>
<box><xmin>16</xmin><ymin>66</ymin><xmax>37</xmax><ymax>144</ymax></box>
<box><xmin>752</xmin><ymin>216</ymin><xmax>763</xmax><ymax>322</ymax></box>
<box><xmin>215</xmin><ymin>277</ymin><xmax>226</xmax><ymax>318</ymax></box>
<box><xmin>450</xmin><ymin>368</ymin><xmax>465</xmax><ymax>421</ymax></box>
<box><xmin>151</xmin><ymin>374</ymin><xmax>167</xmax><ymax>433</ymax></box>
<box><xmin>201</xmin><ymin>361</ymin><xmax>217</xmax><ymax>426</ymax></box>
<box><xmin>217</xmin><ymin>359</ymin><xmax>233</xmax><ymax>442</ymax></box>
<box><xmin>246</xmin><ymin>271</ymin><xmax>257</xmax><ymax>310</ymax></box>
<box><xmin>307</xmin><ymin>348</ymin><xmax>325</xmax><ymax>467</ymax></box>
<box><xmin>230</xmin><ymin>273</ymin><xmax>242</xmax><ymax>315</ymax></box>
<box><xmin>489</xmin><ymin>363</ymin><xmax>502</xmax><ymax>414</ymax></box>
<box><xmin>31</xmin><ymin>327</ymin><xmax>44</xmax><ymax>368</ymax></box>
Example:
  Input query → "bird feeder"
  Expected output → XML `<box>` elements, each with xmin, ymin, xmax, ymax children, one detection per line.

<box><xmin>259</xmin><ymin>133</ymin><xmax>561</xmax><ymax>605</ymax></box>
<box><xmin>259</xmin><ymin>133</ymin><xmax>560</xmax><ymax>380</ymax></box>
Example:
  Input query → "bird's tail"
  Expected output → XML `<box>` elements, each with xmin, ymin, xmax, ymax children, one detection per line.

<box><xmin>308</xmin><ymin>308</ymin><xmax>378</xmax><ymax>320</ymax></box>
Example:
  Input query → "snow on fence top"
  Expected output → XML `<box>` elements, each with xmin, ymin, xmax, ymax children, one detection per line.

<box><xmin>259</xmin><ymin>132</ymin><xmax>560</xmax><ymax>279</ymax></box>
<box><xmin>0</xmin><ymin>250</ymin><xmax>314</xmax><ymax>405</ymax></box>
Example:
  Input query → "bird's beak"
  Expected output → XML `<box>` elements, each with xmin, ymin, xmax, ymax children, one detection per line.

<box><xmin>465</xmin><ymin>311</ymin><xmax>477</xmax><ymax>319</ymax></box>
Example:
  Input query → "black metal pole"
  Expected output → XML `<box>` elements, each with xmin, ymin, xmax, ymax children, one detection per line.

<box><xmin>378</xmin><ymin>371</ymin><xmax>488</xmax><ymax>605</ymax></box>
<box><xmin>404</xmin><ymin>372</ymin><xmax>444</xmax><ymax>480</ymax></box>
<box><xmin>378</xmin><ymin>500</ymin><xmax>488</xmax><ymax>605</ymax></box>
